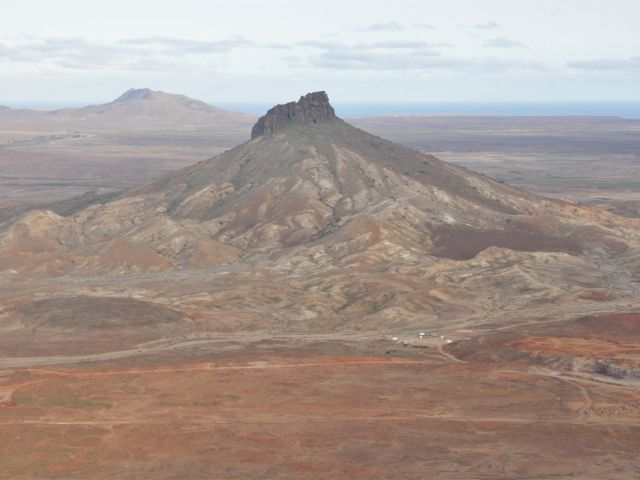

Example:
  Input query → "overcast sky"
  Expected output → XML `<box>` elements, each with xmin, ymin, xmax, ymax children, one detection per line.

<box><xmin>1</xmin><ymin>0</ymin><xmax>639</xmax><ymax>103</ymax></box>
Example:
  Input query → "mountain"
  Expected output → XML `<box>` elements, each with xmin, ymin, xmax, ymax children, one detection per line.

<box><xmin>1</xmin><ymin>91</ymin><xmax>639</xmax><ymax>334</ymax></box>
<box><xmin>54</xmin><ymin>88</ymin><xmax>252</xmax><ymax>124</ymax></box>
<box><xmin>0</xmin><ymin>88</ymin><xmax>253</xmax><ymax>127</ymax></box>
<box><xmin>2</xmin><ymin>91</ymin><xmax>637</xmax><ymax>271</ymax></box>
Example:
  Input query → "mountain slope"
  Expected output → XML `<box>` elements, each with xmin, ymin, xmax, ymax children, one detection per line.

<box><xmin>1</xmin><ymin>92</ymin><xmax>639</xmax><ymax>333</ymax></box>
<box><xmin>2</xmin><ymin>91</ymin><xmax>636</xmax><ymax>267</ymax></box>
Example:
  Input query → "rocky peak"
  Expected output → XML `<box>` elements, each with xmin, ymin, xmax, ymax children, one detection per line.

<box><xmin>251</xmin><ymin>91</ymin><xmax>337</xmax><ymax>139</ymax></box>
<box><xmin>115</xmin><ymin>88</ymin><xmax>155</xmax><ymax>103</ymax></box>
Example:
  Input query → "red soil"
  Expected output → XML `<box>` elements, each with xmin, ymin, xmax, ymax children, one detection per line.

<box><xmin>507</xmin><ymin>336</ymin><xmax>639</xmax><ymax>359</ymax></box>
<box><xmin>431</xmin><ymin>225</ymin><xmax>582</xmax><ymax>260</ymax></box>
<box><xmin>578</xmin><ymin>290</ymin><xmax>616</xmax><ymax>301</ymax></box>
<box><xmin>1</xmin><ymin>346</ymin><xmax>639</xmax><ymax>479</ymax></box>
<box><xmin>452</xmin><ymin>313</ymin><xmax>640</xmax><ymax>374</ymax></box>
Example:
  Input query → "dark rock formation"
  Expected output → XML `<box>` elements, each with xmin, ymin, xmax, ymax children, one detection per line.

<box><xmin>251</xmin><ymin>91</ymin><xmax>337</xmax><ymax>139</ymax></box>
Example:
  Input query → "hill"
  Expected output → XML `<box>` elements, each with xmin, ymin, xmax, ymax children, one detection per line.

<box><xmin>0</xmin><ymin>88</ymin><xmax>252</xmax><ymax>127</ymax></box>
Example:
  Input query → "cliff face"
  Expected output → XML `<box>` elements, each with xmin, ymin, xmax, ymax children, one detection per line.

<box><xmin>251</xmin><ymin>91</ymin><xmax>337</xmax><ymax>138</ymax></box>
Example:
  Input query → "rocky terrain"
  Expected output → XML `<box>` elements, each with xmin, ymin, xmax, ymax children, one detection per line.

<box><xmin>251</xmin><ymin>91</ymin><xmax>338</xmax><ymax>138</ymax></box>
<box><xmin>0</xmin><ymin>92</ymin><xmax>639</xmax><ymax>479</ymax></box>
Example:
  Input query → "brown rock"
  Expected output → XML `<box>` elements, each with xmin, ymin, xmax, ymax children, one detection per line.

<box><xmin>251</xmin><ymin>91</ymin><xmax>337</xmax><ymax>138</ymax></box>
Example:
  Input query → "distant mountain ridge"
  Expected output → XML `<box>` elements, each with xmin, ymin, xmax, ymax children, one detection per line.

<box><xmin>0</xmin><ymin>88</ymin><xmax>255</xmax><ymax>126</ymax></box>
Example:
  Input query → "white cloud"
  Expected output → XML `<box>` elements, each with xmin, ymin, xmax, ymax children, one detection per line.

<box><xmin>412</xmin><ymin>23</ymin><xmax>436</xmax><ymax>30</ymax></box>
<box><xmin>308</xmin><ymin>49</ymin><xmax>546</xmax><ymax>72</ymax></box>
<box><xmin>483</xmin><ymin>37</ymin><xmax>526</xmax><ymax>48</ymax></box>
<box><xmin>118</xmin><ymin>36</ymin><xmax>255</xmax><ymax>53</ymax></box>
<box><xmin>358</xmin><ymin>21</ymin><xmax>405</xmax><ymax>32</ymax></box>
<box><xmin>298</xmin><ymin>40</ymin><xmax>448</xmax><ymax>51</ymax></box>
<box><xmin>469</xmin><ymin>21</ymin><xmax>501</xmax><ymax>30</ymax></box>
<box><xmin>567</xmin><ymin>55</ymin><xmax>640</xmax><ymax>71</ymax></box>
<box><xmin>1</xmin><ymin>0</ymin><xmax>639</xmax><ymax>102</ymax></box>
<box><xmin>295</xmin><ymin>38</ymin><xmax>544</xmax><ymax>73</ymax></box>
<box><xmin>0</xmin><ymin>35</ymin><xmax>285</xmax><ymax>72</ymax></box>
<box><xmin>355</xmin><ymin>21</ymin><xmax>436</xmax><ymax>32</ymax></box>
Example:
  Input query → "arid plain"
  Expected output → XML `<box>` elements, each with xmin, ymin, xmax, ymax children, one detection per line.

<box><xmin>1</xmin><ymin>91</ymin><xmax>639</xmax><ymax>479</ymax></box>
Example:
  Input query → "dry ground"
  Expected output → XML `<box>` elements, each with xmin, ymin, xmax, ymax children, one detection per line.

<box><xmin>0</xmin><ymin>123</ymin><xmax>252</xmax><ymax>207</ymax></box>
<box><xmin>1</xmin><ymin>336</ymin><xmax>639</xmax><ymax>480</ymax></box>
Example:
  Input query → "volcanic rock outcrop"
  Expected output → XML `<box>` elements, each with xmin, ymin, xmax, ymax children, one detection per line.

<box><xmin>251</xmin><ymin>91</ymin><xmax>337</xmax><ymax>138</ymax></box>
